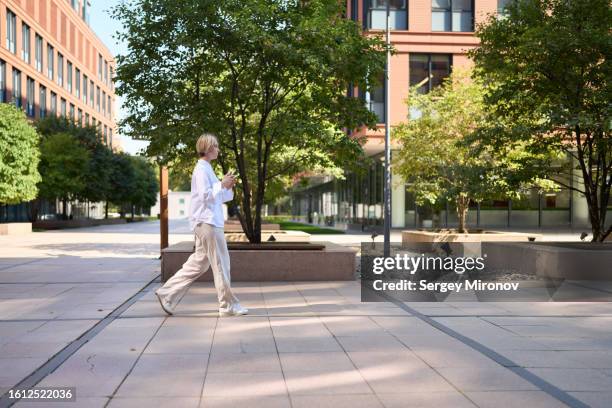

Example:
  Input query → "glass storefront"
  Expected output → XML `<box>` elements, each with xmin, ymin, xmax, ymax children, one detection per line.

<box><xmin>292</xmin><ymin>158</ymin><xmax>385</xmax><ymax>229</ymax></box>
<box><xmin>291</xmin><ymin>154</ymin><xmax>610</xmax><ymax>231</ymax></box>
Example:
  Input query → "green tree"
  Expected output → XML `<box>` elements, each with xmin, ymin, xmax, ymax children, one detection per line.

<box><xmin>107</xmin><ymin>152</ymin><xmax>136</xmax><ymax>218</ymax></box>
<box><xmin>38</xmin><ymin>133</ymin><xmax>89</xmax><ymax>219</ymax></box>
<box><xmin>0</xmin><ymin>104</ymin><xmax>41</xmax><ymax>207</ymax></box>
<box><xmin>36</xmin><ymin>116</ymin><xmax>113</xmax><ymax>214</ymax></box>
<box><xmin>112</xmin><ymin>0</ymin><xmax>387</xmax><ymax>242</ymax></box>
<box><xmin>128</xmin><ymin>156</ymin><xmax>159</xmax><ymax>217</ymax></box>
<box><xmin>393</xmin><ymin>69</ymin><xmax>555</xmax><ymax>232</ymax></box>
<box><xmin>470</xmin><ymin>0</ymin><xmax>612</xmax><ymax>241</ymax></box>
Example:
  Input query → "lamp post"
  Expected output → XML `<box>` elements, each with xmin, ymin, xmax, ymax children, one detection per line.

<box><xmin>383</xmin><ymin>0</ymin><xmax>391</xmax><ymax>257</ymax></box>
<box><xmin>160</xmin><ymin>164</ymin><xmax>169</xmax><ymax>252</ymax></box>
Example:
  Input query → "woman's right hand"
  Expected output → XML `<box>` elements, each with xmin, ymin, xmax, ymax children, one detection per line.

<box><xmin>222</xmin><ymin>172</ymin><xmax>236</xmax><ymax>189</ymax></box>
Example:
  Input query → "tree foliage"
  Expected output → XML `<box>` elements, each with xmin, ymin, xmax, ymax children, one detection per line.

<box><xmin>112</xmin><ymin>0</ymin><xmax>388</xmax><ymax>242</ymax></box>
<box><xmin>128</xmin><ymin>155</ymin><xmax>159</xmax><ymax>213</ymax></box>
<box><xmin>470</xmin><ymin>0</ymin><xmax>612</xmax><ymax>241</ymax></box>
<box><xmin>0</xmin><ymin>104</ymin><xmax>41</xmax><ymax>205</ymax></box>
<box><xmin>34</xmin><ymin>116</ymin><xmax>157</xmax><ymax>219</ymax></box>
<box><xmin>36</xmin><ymin>116</ymin><xmax>113</xmax><ymax>204</ymax></box>
<box><xmin>107</xmin><ymin>152</ymin><xmax>136</xmax><ymax>215</ymax></box>
<box><xmin>37</xmin><ymin>133</ymin><xmax>90</xmax><ymax>206</ymax></box>
<box><xmin>393</xmin><ymin>69</ymin><xmax>556</xmax><ymax>232</ymax></box>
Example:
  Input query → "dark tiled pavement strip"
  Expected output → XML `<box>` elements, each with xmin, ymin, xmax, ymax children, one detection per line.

<box><xmin>1</xmin><ymin>221</ymin><xmax>611</xmax><ymax>407</ymax></box>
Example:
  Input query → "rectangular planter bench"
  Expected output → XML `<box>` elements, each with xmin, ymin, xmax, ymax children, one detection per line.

<box><xmin>0</xmin><ymin>222</ymin><xmax>32</xmax><ymax>235</ymax></box>
<box><xmin>161</xmin><ymin>241</ymin><xmax>356</xmax><ymax>282</ymax></box>
<box><xmin>402</xmin><ymin>230</ymin><xmax>542</xmax><ymax>256</ymax></box>
<box><xmin>482</xmin><ymin>242</ymin><xmax>612</xmax><ymax>280</ymax></box>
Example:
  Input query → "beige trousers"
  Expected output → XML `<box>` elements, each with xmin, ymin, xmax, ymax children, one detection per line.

<box><xmin>157</xmin><ymin>223</ymin><xmax>239</xmax><ymax>309</ymax></box>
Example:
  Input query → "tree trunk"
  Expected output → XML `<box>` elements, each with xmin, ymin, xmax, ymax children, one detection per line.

<box><xmin>62</xmin><ymin>198</ymin><xmax>68</xmax><ymax>220</ymax></box>
<box><xmin>28</xmin><ymin>199</ymin><xmax>40</xmax><ymax>222</ymax></box>
<box><xmin>573</xmin><ymin>125</ymin><xmax>611</xmax><ymax>242</ymax></box>
<box><xmin>456</xmin><ymin>195</ymin><xmax>470</xmax><ymax>233</ymax></box>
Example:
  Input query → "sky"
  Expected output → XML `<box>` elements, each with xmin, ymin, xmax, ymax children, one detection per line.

<box><xmin>89</xmin><ymin>0</ymin><xmax>149</xmax><ymax>156</ymax></box>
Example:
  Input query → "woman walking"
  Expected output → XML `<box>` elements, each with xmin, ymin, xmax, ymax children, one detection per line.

<box><xmin>155</xmin><ymin>134</ymin><xmax>248</xmax><ymax>317</ymax></box>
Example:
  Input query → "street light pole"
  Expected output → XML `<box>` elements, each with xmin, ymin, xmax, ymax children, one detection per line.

<box><xmin>160</xmin><ymin>165</ymin><xmax>169</xmax><ymax>252</ymax></box>
<box><xmin>383</xmin><ymin>0</ymin><xmax>391</xmax><ymax>257</ymax></box>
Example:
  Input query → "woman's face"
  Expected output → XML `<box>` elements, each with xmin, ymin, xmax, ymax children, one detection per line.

<box><xmin>206</xmin><ymin>142</ymin><xmax>219</xmax><ymax>160</ymax></box>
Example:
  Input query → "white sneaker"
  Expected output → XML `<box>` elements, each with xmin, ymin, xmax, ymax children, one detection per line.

<box><xmin>155</xmin><ymin>291</ymin><xmax>174</xmax><ymax>316</ymax></box>
<box><xmin>219</xmin><ymin>303</ymin><xmax>249</xmax><ymax>317</ymax></box>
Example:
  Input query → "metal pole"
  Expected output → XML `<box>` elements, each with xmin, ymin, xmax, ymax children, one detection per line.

<box><xmin>160</xmin><ymin>165</ymin><xmax>169</xmax><ymax>252</ymax></box>
<box><xmin>383</xmin><ymin>0</ymin><xmax>391</xmax><ymax>257</ymax></box>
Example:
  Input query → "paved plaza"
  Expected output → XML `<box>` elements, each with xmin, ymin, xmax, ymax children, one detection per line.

<box><xmin>1</xmin><ymin>221</ymin><xmax>611</xmax><ymax>408</ymax></box>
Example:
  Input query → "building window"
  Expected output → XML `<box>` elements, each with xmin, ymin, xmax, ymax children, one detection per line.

<box><xmin>104</xmin><ymin>60</ymin><xmax>108</xmax><ymax>85</ymax></box>
<box><xmin>82</xmin><ymin>74</ymin><xmax>88</xmax><ymax>103</ymax></box>
<box><xmin>409</xmin><ymin>53</ymin><xmax>452</xmax><ymax>94</ymax></box>
<box><xmin>102</xmin><ymin>91</ymin><xmax>106</xmax><ymax>115</ymax></box>
<box><xmin>85</xmin><ymin>112</ymin><xmax>89</xmax><ymax>125</ymax></box>
<box><xmin>361</xmin><ymin>74</ymin><xmax>385</xmax><ymax>123</ymax></box>
<box><xmin>107</xmin><ymin>95</ymin><xmax>111</xmax><ymax>117</ymax></box>
<box><xmin>26</xmin><ymin>77</ymin><xmax>35</xmax><ymax>117</ymax></box>
<box><xmin>50</xmin><ymin>91</ymin><xmax>57</xmax><ymax>115</ymax></box>
<box><xmin>47</xmin><ymin>45</ymin><xmax>54</xmax><ymax>79</ymax></box>
<box><xmin>366</xmin><ymin>0</ymin><xmax>407</xmax><ymax>30</ymax></box>
<box><xmin>71</xmin><ymin>0</ymin><xmax>78</xmax><ymax>10</ymax></box>
<box><xmin>82</xmin><ymin>0</ymin><xmax>90</xmax><ymax>24</ymax></box>
<box><xmin>497</xmin><ymin>0</ymin><xmax>511</xmax><ymax>16</ymax></box>
<box><xmin>6</xmin><ymin>10</ymin><xmax>16</xmax><ymax>53</ymax></box>
<box><xmin>109</xmin><ymin>66</ymin><xmax>114</xmax><ymax>90</ymax></box>
<box><xmin>92</xmin><ymin>117</ymin><xmax>96</xmax><ymax>129</ymax></box>
<box><xmin>0</xmin><ymin>59</ymin><xmax>5</xmax><ymax>103</ymax></box>
<box><xmin>75</xmin><ymin>68</ymin><xmax>80</xmax><ymax>98</ymax></box>
<box><xmin>104</xmin><ymin>125</ymin><xmax>108</xmax><ymax>144</ymax></box>
<box><xmin>351</xmin><ymin>0</ymin><xmax>359</xmax><ymax>22</ymax></box>
<box><xmin>60</xmin><ymin>98</ymin><xmax>66</xmax><ymax>117</ymax></box>
<box><xmin>57</xmin><ymin>53</ymin><xmax>64</xmax><ymax>86</ymax></box>
<box><xmin>98</xmin><ymin>54</ymin><xmax>103</xmax><ymax>79</ymax></box>
<box><xmin>77</xmin><ymin>108</ymin><xmax>82</xmax><ymax>125</ymax></box>
<box><xmin>35</xmin><ymin>34</ymin><xmax>43</xmax><ymax>72</ymax></box>
<box><xmin>12</xmin><ymin>68</ymin><xmax>21</xmax><ymax>108</ymax></box>
<box><xmin>22</xmin><ymin>23</ymin><xmax>31</xmax><ymax>63</ymax></box>
<box><xmin>39</xmin><ymin>85</ymin><xmax>46</xmax><ymax>118</ymax></box>
<box><xmin>432</xmin><ymin>0</ymin><xmax>473</xmax><ymax>32</ymax></box>
<box><xmin>109</xmin><ymin>128</ymin><xmax>113</xmax><ymax>147</ymax></box>
<box><xmin>96</xmin><ymin>86</ymin><xmax>100</xmax><ymax>112</ymax></box>
<box><xmin>89</xmin><ymin>79</ymin><xmax>94</xmax><ymax>106</ymax></box>
<box><xmin>67</xmin><ymin>61</ymin><xmax>73</xmax><ymax>93</ymax></box>
<box><xmin>70</xmin><ymin>104</ymin><xmax>75</xmax><ymax>121</ymax></box>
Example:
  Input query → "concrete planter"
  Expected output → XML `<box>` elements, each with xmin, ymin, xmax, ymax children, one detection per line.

<box><xmin>225</xmin><ymin>230</ymin><xmax>310</xmax><ymax>242</ymax></box>
<box><xmin>33</xmin><ymin>218</ymin><xmax>127</xmax><ymax>230</ymax></box>
<box><xmin>483</xmin><ymin>242</ymin><xmax>612</xmax><ymax>280</ymax></box>
<box><xmin>0</xmin><ymin>222</ymin><xmax>32</xmax><ymax>235</ymax></box>
<box><xmin>402</xmin><ymin>229</ymin><xmax>542</xmax><ymax>256</ymax></box>
<box><xmin>224</xmin><ymin>221</ymin><xmax>280</xmax><ymax>232</ymax></box>
<box><xmin>161</xmin><ymin>241</ymin><xmax>356</xmax><ymax>282</ymax></box>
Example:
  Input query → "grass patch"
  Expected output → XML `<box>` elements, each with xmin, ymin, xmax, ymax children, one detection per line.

<box><xmin>277</xmin><ymin>221</ymin><xmax>343</xmax><ymax>234</ymax></box>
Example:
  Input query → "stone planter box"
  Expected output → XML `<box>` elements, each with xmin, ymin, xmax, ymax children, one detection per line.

<box><xmin>0</xmin><ymin>222</ymin><xmax>32</xmax><ymax>235</ymax></box>
<box><xmin>482</xmin><ymin>242</ymin><xmax>612</xmax><ymax>280</ymax></box>
<box><xmin>224</xmin><ymin>221</ymin><xmax>280</xmax><ymax>232</ymax></box>
<box><xmin>33</xmin><ymin>218</ymin><xmax>127</xmax><ymax>230</ymax></box>
<box><xmin>402</xmin><ymin>230</ymin><xmax>542</xmax><ymax>256</ymax></box>
<box><xmin>225</xmin><ymin>230</ymin><xmax>310</xmax><ymax>242</ymax></box>
<box><xmin>161</xmin><ymin>241</ymin><xmax>356</xmax><ymax>282</ymax></box>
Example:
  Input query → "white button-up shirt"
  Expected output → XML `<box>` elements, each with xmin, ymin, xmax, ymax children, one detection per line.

<box><xmin>189</xmin><ymin>159</ymin><xmax>233</xmax><ymax>230</ymax></box>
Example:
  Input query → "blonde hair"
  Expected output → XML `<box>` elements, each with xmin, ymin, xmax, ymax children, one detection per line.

<box><xmin>196</xmin><ymin>133</ymin><xmax>218</xmax><ymax>157</ymax></box>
